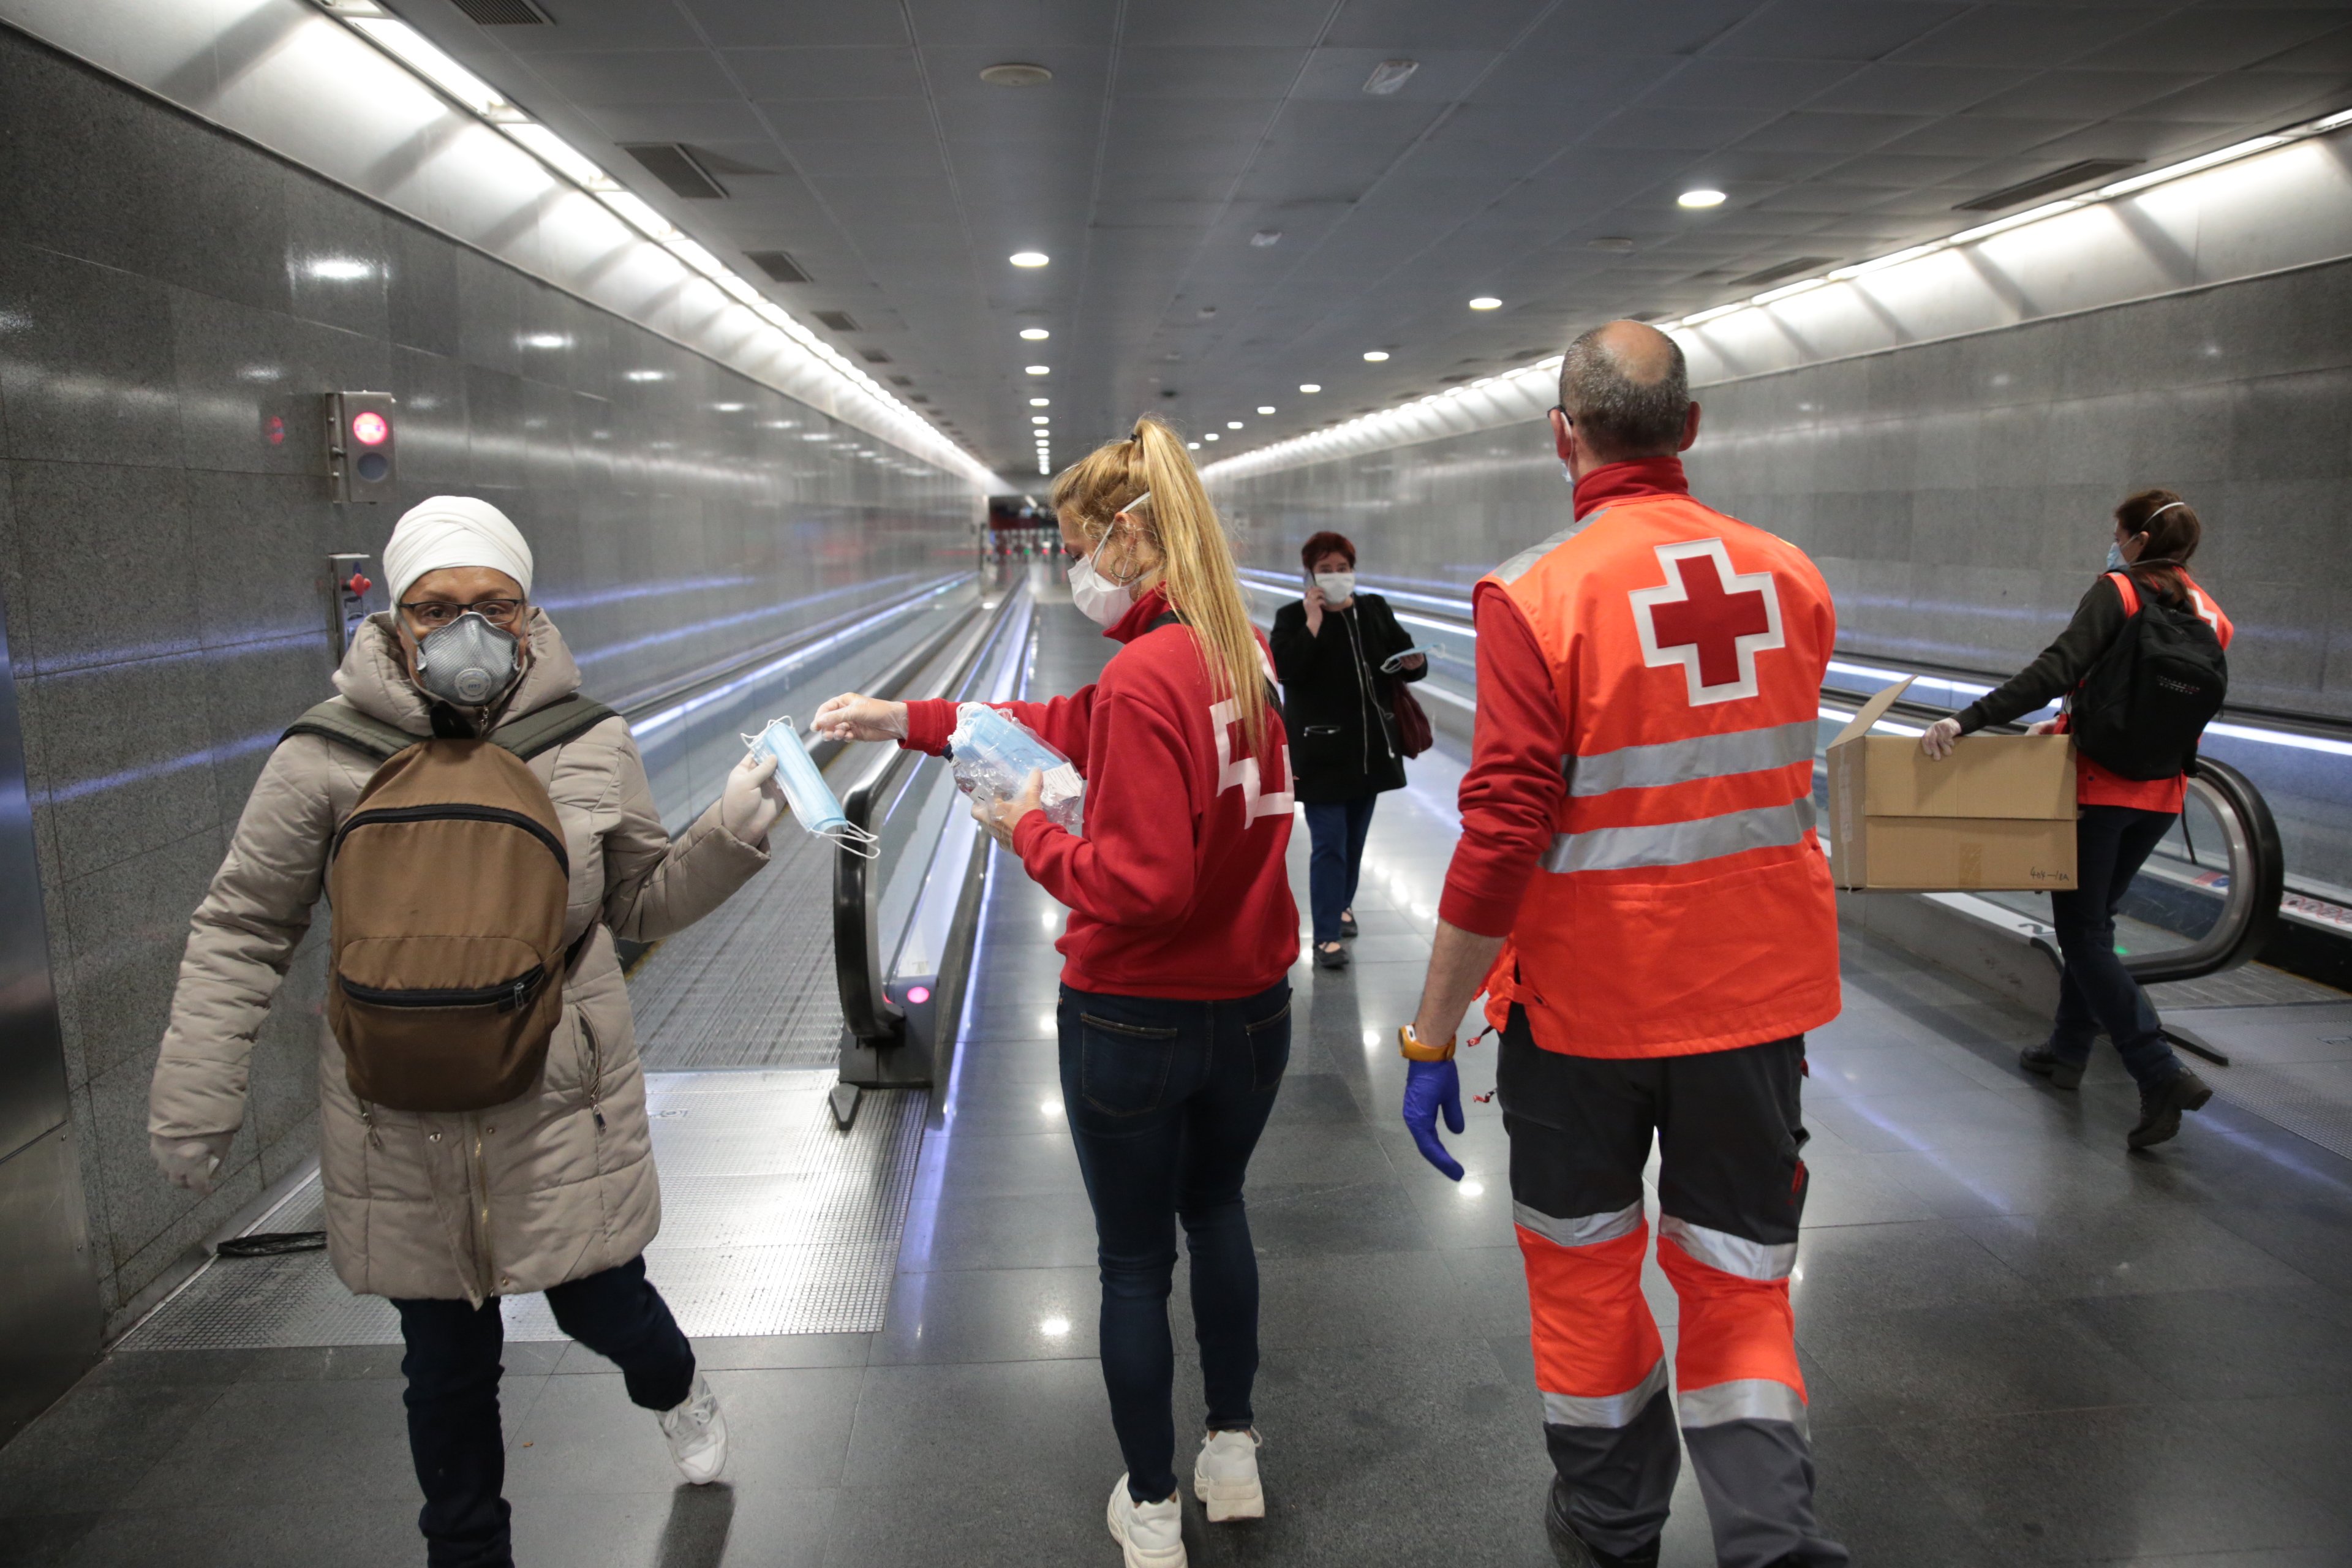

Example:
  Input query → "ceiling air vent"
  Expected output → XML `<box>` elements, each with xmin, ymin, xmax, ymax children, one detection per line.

<box><xmin>450</xmin><ymin>0</ymin><xmax>549</xmax><ymax>22</ymax></box>
<box><xmin>859</xmin><ymin>349</ymin><xmax>892</xmax><ymax>364</ymax></box>
<box><xmin>887</xmin><ymin>375</ymin><xmax>913</xmax><ymax>387</ymax></box>
<box><xmin>1954</xmin><ymin>159</ymin><xmax>2141</xmax><ymax>213</ymax></box>
<box><xmin>812</xmin><ymin>310</ymin><xmax>860</xmax><ymax>331</ymax></box>
<box><xmin>620</xmin><ymin>144</ymin><xmax>726</xmax><ymax>200</ymax></box>
<box><xmin>746</xmin><ymin>251</ymin><xmax>809</xmax><ymax>284</ymax></box>
<box><xmin>1731</xmin><ymin>257</ymin><xmax>1835</xmax><ymax>288</ymax></box>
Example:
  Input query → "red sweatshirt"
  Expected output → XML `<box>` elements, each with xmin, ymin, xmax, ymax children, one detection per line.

<box><xmin>1438</xmin><ymin>458</ymin><xmax>1695</xmax><ymax>939</ymax></box>
<box><xmin>902</xmin><ymin>589</ymin><xmax>1299</xmax><ymax>999</ymax></box>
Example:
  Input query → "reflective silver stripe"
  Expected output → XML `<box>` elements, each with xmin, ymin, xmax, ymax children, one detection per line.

<box><xmin>1660</xmin><ymin>1215</ymin><xmax>1798</xmax><ymax>1281</ymax></box>
<box><xmin>1569</xmin><ymin>720</ymin><xmax>1818</xmax><ymax>799</ymax></box>
<box><xmin>1677</xmin><ymin>1378</ymin><xmax>1808</xmax><ymax>1433</ymax></box>
<box><xmin>1542</xmin><ymin>1359</ymin><xmax>1668</xmax><ymax>1430</ymax></box>
<box><xmin>1492</xmin><ymin>510</ymin><xmax>1605</xmax><ymax>586</ymax></box>
<box><xmin>1514</xmin><ymin>1199</ymin><xmax>1644</xmax><ymax>1250</ymax></box>
<box><xmin>1542</xmin><ymin>797</ymin><xmax>1816</xmax><ymax>874</ymax></box>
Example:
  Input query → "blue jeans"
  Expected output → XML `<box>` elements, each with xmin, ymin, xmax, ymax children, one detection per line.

<box><xmin>1057</xmin><ymin>980</ymin><xmax>1292</xmax><ymax>1502</ymax></box>
<box><xmin>393</xmin><ymin>1256</ymin><xmax>694</xmax><ymax>1567</ymax></box>
<box><xmin>2048</xmin><ymin>804</ymin><xmax>2186</xmax><ymax>1088</ymax></box>
<box><xmin>1305</xmin><ymin>795</ymin><xmax>1378</xmax><ymax>944</ymax></box>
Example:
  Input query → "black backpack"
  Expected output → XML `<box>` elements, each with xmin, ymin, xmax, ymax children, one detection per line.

<box><xmin>2067</xmin><ymin>570</ymin><xmax>2227</xmax><ymax>781</ymax></box>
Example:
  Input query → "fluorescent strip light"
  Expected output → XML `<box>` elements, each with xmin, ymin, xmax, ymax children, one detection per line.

<box><xmin>1950</xmin><ymin>198</ymin><xmax>2084</xmax><ymax>245</ymax></box>
<box><xmin>596</xmin><ymin>189</ymin><xmax>677</xmax><ymax>240</ymax></box>
<box><xmin>1828</xmin><ymin>241</ymin><xmax>1947</xmax><ymax>281</ymax></box>
<box><xmin>2312</xmin><ymin>108</ymin><xmax>2352</xmax><ymax>133</ymax></box>
<box><xmin>712</xmin><ymin>270</ymin><xmax>764</xmax><ymax>306</ymax></box>
<box><xmin>2098</xmin><ymin>135</ymin><xmax>2290</xmax><ymax>198</ymax></box>
<box><xmin>1753</xmin><ymin>277</ymin><xmax>1827</xmax><ymax>306</ymax></box>
<box><xmin>1680</xmin><ymin>302</ymin><xmax>1745</xmax><ymax>326</ymax></box>
<box><xmin>498</xmin><ymin>123</ymin><xmax>612</xmax><ymax>190</ymax></box>
<box><xmin>2206</xmin><ymin>720</ymin><xmax>2352</xmax><ymax>759</ymax></box>
<box><xmin>665</xmin><ymin>238</ymin><xmax>731</xmax><ymax>280</ymax></box>
<box><xmin>349</xmin><ymin>18</ymin><xmax>514</xmax><ymax>119</ymax></box>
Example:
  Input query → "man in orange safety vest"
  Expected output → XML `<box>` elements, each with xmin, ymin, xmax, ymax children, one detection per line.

<box><xmin>1398</xmin><ymin>320</ymin><xmax>1847</xmax><ymax>1568</ymax></box>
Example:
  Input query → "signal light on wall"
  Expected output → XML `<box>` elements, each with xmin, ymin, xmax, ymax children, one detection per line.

<box><xmin>326</xmin><ymin>391</ymin><xmax>398</xmax><ymax>502</ymax></box>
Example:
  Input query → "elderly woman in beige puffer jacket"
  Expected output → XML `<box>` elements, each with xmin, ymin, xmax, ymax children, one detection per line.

<box><xmin>145</xmin><ymin>497</ymin><xmax>782</xmax><ymax>1568</ymax></box>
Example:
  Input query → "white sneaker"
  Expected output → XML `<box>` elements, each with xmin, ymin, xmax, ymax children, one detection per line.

<box><xmin>1106</xmin><ymin>1474</ymin><xmax>1186</xmax><ymax>1567</ymax></box>
<box><xmin>1193</xmin><ymin>1428</ymin><xmax>1264</xmax><ymax>1522</ymax></box>
<box><xmin>658</xmin><ymin>1371</ymin><xmax>727</xmax><ymax>1484</ymax></box>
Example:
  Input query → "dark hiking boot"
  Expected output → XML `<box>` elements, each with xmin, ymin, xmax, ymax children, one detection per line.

<box><xmin>1544</xmin><ymin>1480</ymin><xmax>1659</xmax><ymax>1568</ymax></box>
<box><xmin>2128</xmin><ymin>1066</ymin><xmax>2214</xmax><ymax>1150</ymax></box>
<box><xmin>2019</xmin><ymin>1045</ymin><xmax>2086</xmax><ymax>1090</ymax></box>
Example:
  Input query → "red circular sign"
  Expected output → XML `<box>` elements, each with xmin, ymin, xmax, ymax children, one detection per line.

<box><xmin>352</xmin><ymin>410</ymin><xmax>390</xmax><ymax>446</ymax></box>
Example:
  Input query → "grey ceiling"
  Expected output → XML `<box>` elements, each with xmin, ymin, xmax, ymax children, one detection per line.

<box><xmin>394</xmin><ymin>0</ymin><xmax>2352</xmax><ymax>481</ymax></box>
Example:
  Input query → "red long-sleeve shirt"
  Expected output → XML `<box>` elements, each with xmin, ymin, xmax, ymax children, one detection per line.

<box><xmin>902</xmin><ymin>589</ymin><xmax>1298</xmax><ymax>999</ymax></box>
<box><xmin>1437</xmin><ymin>458</ymin><xmax>1695</xmax><ymax>939</ymax></box>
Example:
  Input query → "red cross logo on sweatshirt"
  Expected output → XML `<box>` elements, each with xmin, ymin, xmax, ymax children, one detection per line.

<box><xmin>1629</xmin><ymin>539</ymin><xmax>1785</xmax><ymax>706</ymax></box>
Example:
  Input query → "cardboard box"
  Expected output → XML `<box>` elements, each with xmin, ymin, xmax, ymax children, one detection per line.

<box><xmin>1826</xmin><ymin>679</ymin><xmax>2078</xmax><ymax>892</ymax></box>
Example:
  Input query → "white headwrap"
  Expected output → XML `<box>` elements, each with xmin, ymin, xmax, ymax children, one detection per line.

<box><xmin>385</xmin><ymin>496</ymin><xmax>535</xmax><ymax>605</ymax></box>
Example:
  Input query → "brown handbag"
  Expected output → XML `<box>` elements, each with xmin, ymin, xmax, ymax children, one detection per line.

<box><xmin>1386</xmin><ymin>677</ymin><xmax>1434</xmax><ymax>759</ymax></box>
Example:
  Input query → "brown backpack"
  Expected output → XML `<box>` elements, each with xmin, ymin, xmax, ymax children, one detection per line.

<box><xmin>283</xmin><ymin>696</ymin><xmax>616</xmax><ymax>1113</ymax></box>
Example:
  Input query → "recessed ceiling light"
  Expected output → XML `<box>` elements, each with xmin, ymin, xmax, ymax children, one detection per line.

<box><xmin>1019</xmin><ymin>327</ymin><xmax>1050</xmax><ymax>341</ymax></box>
<box><xmin>1678</xmin><ymin>189</ymin><xmax>1726</xmax><ymax>209</ymax></box>
<box><xmin>1188</xmin><ymin>441</ymin><xmax>1200</xmax><ymax>449</ymax></box>
<box><xmin>1298</xmin><ymin>383</ymin><xmax>1322</xmax><ymax>393</ymax></box>
<box><xmin>1025</xmin><ymin>364</ymin><xmax>1050</xmax><ymax>375</ymax></box>
<box><xmin>1009</xmin><ymin>251</ymin><xmax>1049</xmax><ymax>267</ymax></box>
<box><xmin>1030</xmin><ymin>397</ymin><xmax>1049</xmax><ymax>407</ymax></box>
<box><xmin>1250</xmin><ymin>230</ymin><xmax>1281</xmax><ymax>247</ymax></box>
<box><xmin>1468</xmin><ymin>296</ymin><xmax>1502</xmax><ymax>310</ymax></box>
<box><xmin>1256</xmin><ymin>405</ymin><xmax>1275</xmax><ymax>415</ymax></box>
<box><xmin>1031</xmin><ymin>415</ymin><xmax>1049</xmax><ymax>424</ymax></box>
<box><xmin>979</xmin><ymin>62</ymin><xmax>1052</xmax><ymax>87</ymax></box>
<box><xmin>1362</xmin><ymin>59</ymin><xmax>1419</xmax><ymax>96</ymax></box>
<box><xmin>1362</xmin><ymin>350</ymin><xmax>1390</xmax><ymax>363</ymax></box>
<box><xmin>1226</xmin><ymin>420</ymin><xmax>1243</xmax><ymax>429</ymax></box>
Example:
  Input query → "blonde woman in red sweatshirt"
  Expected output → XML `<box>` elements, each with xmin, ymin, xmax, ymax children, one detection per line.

<box><xmin>817</xmin><ymin>417</ymin><xmax>1295</xmax><ymax>1568</ymax></box>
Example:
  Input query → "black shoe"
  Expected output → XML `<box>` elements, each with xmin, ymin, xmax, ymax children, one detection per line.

<box><xmin>2128</xmin><ymin>1066</ymin><xmax>2213</xmax><ymax>1149</ymax></box>
<box><xmin>1544</xmin><ymin>1480</ymin><xmax>1659</xmax><ymax>1568</ymax></box>
<box><xmin>1338</xmin><ymin>910</ymin><xmax>1359</xmax><ymax>940</ymax></box>
<box><xmin>2019</xmin><ymin>1045</ymin><xmax>2086</xmax><ymax>1090</ymax></box>
<box><xmin>1313</xmin><ymin>942</ymin><xmax>1350</xmax><ymax>971</ymax></box>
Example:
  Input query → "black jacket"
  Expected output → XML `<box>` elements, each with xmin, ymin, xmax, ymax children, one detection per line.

<box><xmin>1956</xmin><ymin>572</ymin><xmax>2183</xmax><ymax>734</ymax></box>
<box><xmin>1270</xmin><ymin>592</ymin><xmax>1425</xmax><ymax>804</ymax></box>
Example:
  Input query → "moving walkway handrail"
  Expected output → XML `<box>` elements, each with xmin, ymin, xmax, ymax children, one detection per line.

<box><xmin>833</xmin><ymin>589</ymin><xmax>1029</xmax><ymax>1048</ymax></box>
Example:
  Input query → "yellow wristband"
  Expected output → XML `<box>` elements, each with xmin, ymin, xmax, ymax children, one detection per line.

<box><xmin>1398</xmin><ymin>1025</ymin><xmax>1457</xmax><ymax>1063</ymax></box>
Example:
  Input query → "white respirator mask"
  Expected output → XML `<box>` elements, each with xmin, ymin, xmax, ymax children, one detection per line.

<box><xmin>1313</xmin><ymin>571</ymin><xmax>1355</xmax><ymax>601</ymax></box>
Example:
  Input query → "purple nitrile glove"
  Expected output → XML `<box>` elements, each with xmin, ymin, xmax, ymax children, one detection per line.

<box><xmin>1402</xmin><ymin>1058</ymin><xmax>1464</xmax><ymax>1182</ymax></box>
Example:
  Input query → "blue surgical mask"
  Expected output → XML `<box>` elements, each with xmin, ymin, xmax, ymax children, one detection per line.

<box><xmin>744</xmin><ymin>718</ymin><xmax>878</xmax><ymax>857</ymax></box>
<box><xmin>2104</xmin><ymin>540</ymin><xmax>2127</xmax><ymax>571</ymax></box>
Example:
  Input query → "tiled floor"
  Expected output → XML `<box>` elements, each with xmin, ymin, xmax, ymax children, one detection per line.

<box><xmin>7</xmin><ymin>607</ymin><xmax>2352</xmax><ymax>1566</ymax></box>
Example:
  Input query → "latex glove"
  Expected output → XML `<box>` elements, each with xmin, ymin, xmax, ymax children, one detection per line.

<box><xmin>1919</xmin><ymin>717</ymin><xmax>1962</xmax><ymax>760</ymax></box>
<box><xmin>1401</xmin><ymin>1058</ymin><xmax>1465</xmax><ymax>1182</ymax></box>
<box><xmin>720</xmin><ymin>752</ymin><xmax>785</xmax><ymax>844</ymax></box>
<box><xmin>152</xmin><ymin>1131</ymin><xmax>234</xmax><ymax>1196</ymax></box>
<box><xmin>974</xmin><ymin>769</ymin><xmax>1044</xmax><ymax>848</ymax></box>
<box><xmin>812</xmin><ymin>692</ymin><xmax>909</xmax><ymax>743</ymax></box>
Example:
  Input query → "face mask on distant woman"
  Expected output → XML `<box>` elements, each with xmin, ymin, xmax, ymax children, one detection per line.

<box><xmin>1313</xmin><ymin>571</ymin><xmax>1356</xmax><ymax>601</ymax></box>
<box><xmin>2104</xmin><ymin>540</ymin><xmax>2127</xmax><ymax>571</ymax></box>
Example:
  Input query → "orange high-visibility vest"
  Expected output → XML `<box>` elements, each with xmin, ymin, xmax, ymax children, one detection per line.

<box><xmin>1481</xmin><ymin>494</ymin><xmax>1842</xmax><ymax>1058</ymax></box>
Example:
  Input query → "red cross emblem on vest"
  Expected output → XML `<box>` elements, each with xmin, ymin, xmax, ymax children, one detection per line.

<box><xmin>1629</xmin><ymin>539</ymin><xmax>1785</xmax><ymax>706</ymax></box>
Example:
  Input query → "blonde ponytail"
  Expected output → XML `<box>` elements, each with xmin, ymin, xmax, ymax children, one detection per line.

<box><xmin>1051</xmin><ymin>417</ymin><xmax>1274</xmax><ymax>759</ymax></box>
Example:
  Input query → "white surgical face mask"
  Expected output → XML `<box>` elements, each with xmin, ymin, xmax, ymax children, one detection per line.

<box><xmin>1313</xmin><ymin>571</ymin><xmax>1355</xmax><ymax>601</ymax></box>
<box><xmin>1068</xmin><ymin>542</ymin><xmax>1132</xmax><ymax>628</ymax></box>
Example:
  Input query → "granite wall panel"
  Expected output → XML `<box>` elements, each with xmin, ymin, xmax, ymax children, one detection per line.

<box><xmin>0</xmin><ymin>29</ymin><xmax>981</xmax><ymax>1324</ymax></box>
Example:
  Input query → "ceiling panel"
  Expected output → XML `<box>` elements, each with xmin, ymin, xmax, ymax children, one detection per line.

<box><xmin>394</xmin><ymin>0</ymin><xmax>2352</xmax><ymax>474</ymax></box>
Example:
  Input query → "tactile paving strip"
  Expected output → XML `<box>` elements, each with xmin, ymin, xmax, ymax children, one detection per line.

<box><xmin>121</xmin><ymin>1071</ymin><xmax>925</xmax><ymax>1349</ymax></box>
<box><xmin>629</xmin><ymin>828</ymin><xmax>848</xmax><ymax>1070</ymax></box>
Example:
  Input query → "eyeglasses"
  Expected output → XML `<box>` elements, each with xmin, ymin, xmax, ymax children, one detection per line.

<box><xmin>399</xmin><ymin>597</ymin><xmax>526</xmax><ymax>631</ymax></box>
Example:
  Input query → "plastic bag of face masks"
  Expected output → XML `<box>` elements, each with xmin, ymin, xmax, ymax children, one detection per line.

<box><xmin>947</xmin><ymin>703</ymin><xmax>1085</xmax><ymax>835</ymax></box>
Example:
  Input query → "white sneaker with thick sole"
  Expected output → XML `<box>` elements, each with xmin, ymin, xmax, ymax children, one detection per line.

<box><xmin>658</xmin><ymin>1371</ymin><xmax>727</xmax><ymax>1485</ymax></box>
<box><xmin>1193</xmin><ymin>1428</ymin><xmax>1264</xmax><ymax>1522</ymax></box>
<box><xmin>1106</xmin><ymin>1474</ymin><xmax>1186</xmax><ymax>1567</ymax></box>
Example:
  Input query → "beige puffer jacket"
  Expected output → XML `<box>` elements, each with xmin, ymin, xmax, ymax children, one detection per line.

<box><xmin>148</xmin><ymin>611</ymin><xmax>767</xmax><ymax>1303</ymax></box>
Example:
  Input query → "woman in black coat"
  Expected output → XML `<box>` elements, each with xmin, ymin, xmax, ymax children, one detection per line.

<box><xmin>1269</xmin><ymin>530</ymin><xmax>1425</xmax><ymax>970</ymax></box>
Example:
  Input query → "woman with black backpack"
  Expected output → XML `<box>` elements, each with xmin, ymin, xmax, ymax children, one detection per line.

<box><xmin>1920</xmin><ymin>489</ymin><xmax>2234</xmax><ymax>1150</ymax></box>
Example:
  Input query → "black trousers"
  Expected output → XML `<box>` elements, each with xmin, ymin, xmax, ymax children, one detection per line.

<box><xmin>392</xmin><ymin>1256</ymin><xmax>695</xmax><ymax>1568</ymax></box>
<box><xmin>2047</xmin><ymin>804</ymin><xmax>2187</xmax><ymax>1088</ymax></box>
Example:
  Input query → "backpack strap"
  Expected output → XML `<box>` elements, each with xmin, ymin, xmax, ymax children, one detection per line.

<box><xmin>281</xmin><ymin>701</ymin><xmax>418</xmax><ymax>762</ymax></box>
<box><xmin>2106</xmin><ymin>570</ymin><xmax>2143</xmax><ymax>617</ymax></box>
<box><xmin>490</xmin><ymin>695</ymin><xmax>621</xmax><ymax>761</ymax></box>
